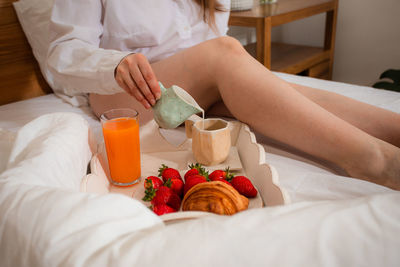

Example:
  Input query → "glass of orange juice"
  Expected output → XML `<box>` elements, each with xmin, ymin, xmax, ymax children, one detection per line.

<box><xmin>100</xmin><ymin>108</ymin><xmax>141</xmax><ymax>186</ymax></box>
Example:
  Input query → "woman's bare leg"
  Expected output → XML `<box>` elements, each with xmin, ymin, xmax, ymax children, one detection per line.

<box><xmin>206</xmin><ymin>85</ymin><xmax>400</xmax><ymax>148</ymax></box>
<box><xmin>90</xmin><ymin>36</ymin><xmax>400</xmax><ymax>189</ymax></box>
<box><xmin>290</xmin><ymin>83</ymin><xmax>400</xmax><ymax>147</ymax></box>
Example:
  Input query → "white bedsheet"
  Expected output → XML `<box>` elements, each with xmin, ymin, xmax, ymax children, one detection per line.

<box><xmin>1</xmin><ymin>73</ymin><xmax>400</xmax><ymax>266</ymax></box>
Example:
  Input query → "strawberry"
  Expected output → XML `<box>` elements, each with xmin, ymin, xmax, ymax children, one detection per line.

<box><xmin>164</xmin><ymin>178</ymin><xmax>184</xmax><ymax>197</ymax></box>
<box><xmin>183</xmin><ymin>174</ymin><xmax>207</xmax><ymax>196</ymax></box>
<box><xmin>230</xmin><ymin>176</ymin><xmax>258</xmax><ymax>198</ymax></box>
<box><xmin>144</xmin><ymin>176</ymin><xmax>163</xmax><ymax>190</ymax></box>
<box><xmin>212</xmin><ymin>177</ymin><xmax>232</xmax><ymax>186</ymax></box>
<box><xmin>184</xmin><ymin>173</ymin><xmax>206</xmax><ymax>183</ymax></box>
<box><xmin>158</xmin><ymin>164</ymin><xmax>182</xmax><ymax>182</ymax></box>
<box><xmin>151</xmin><ymin>186</ymin><xmax>181</xmax><ymax>211</ymax></box>
<box><xmin>209</xmin><ymin>167</ymin><xmax>233</xmax><ymax>182</ymax></box>
<box><xmin>142</xmin><ymin>187</ymin><xmax>156</xmax><ymax>202</ymax></box>
<box><xmin>184</xmin><ymin>168</ymin><xmax>199</xmax><ymax>180</ymax></box>
<box><xmin>184</xmin><ymin>163</ymin><xmax>208</xmax><ymax>180</ymax></box>
<box><xmin>152</xmin><ymin>204</ymin><xmax>176</xmax><ymax>216</ymax></box>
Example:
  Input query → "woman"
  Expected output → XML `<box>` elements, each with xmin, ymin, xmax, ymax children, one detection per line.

<box><xmin>47</xmin><ymin>0</ymin><xmax>400</xmax><ymax>190</ymax></box>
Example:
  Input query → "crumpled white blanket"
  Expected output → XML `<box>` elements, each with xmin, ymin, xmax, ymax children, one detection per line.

<box><xmin>0</xmin><ymin>112</ymin><xmax>399</xmax><ymax>267</ymax></box>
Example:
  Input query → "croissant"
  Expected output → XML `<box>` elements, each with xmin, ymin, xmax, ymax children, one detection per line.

<box><xmin>182</xmin><ymin>181</ymin><xmax>249</xmax><ymax>215</ymax></box>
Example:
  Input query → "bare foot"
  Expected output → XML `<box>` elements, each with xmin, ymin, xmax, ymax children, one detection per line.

<box><xmin>345</xmin><ymin>140</ymin><xmax>400</xmax><ymax>190</ymax></box>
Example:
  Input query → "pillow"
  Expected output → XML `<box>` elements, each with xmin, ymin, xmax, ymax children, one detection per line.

<box><xmin>13</xmin><ymin>0</ymin><xmax>88</xmax><ymax>106</ymax></box>
<box><xmin>3</xmin><ymin>112</ymin><xmax>92</xmax><ymax>189</ymax></box>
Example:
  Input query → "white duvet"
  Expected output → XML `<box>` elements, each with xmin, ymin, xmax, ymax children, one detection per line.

<box><xmin>1</xmin><ymin>74</ymin><xmax>400</xmax><ymax>266</ymax></box>
<box><xmin>1</xmin><ymin>114</ymin><xmax>399</xmax><ymax>267</ymax></box>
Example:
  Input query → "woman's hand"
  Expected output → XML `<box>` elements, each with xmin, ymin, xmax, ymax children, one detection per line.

<box><xmin>114</xmin><ymin>53</ymin><xmax>161</xmax><ymax>109</ymax></box>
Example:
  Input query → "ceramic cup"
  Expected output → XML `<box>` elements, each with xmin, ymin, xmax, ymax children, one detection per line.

<box><xmin>185</xmin><ymin>116</ymin><xmax>231</xmax><ymax>166</ymax></box>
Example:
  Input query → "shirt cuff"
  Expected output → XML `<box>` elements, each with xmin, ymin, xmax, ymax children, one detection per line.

<box><xmin>99</xmin><ymin>50</ymin><xmax>133</xmax><ymax>95</ymax></box>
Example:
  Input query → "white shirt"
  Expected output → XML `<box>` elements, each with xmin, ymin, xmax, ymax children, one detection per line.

<box><xmin>47</xmin><ymin>0</ymin><xmax>230</xmax><ymax>104</ymax></box>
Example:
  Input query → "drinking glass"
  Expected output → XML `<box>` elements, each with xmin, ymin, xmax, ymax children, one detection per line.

<box><xmin>100</xmin><ymin>108</ymin><xmax>141</xmax><ymax>186</ymax></box>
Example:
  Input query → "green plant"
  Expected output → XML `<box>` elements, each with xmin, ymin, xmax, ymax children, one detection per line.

<box><xmin>372</xmin><ymin>69</ymin><xmax>400</xmax><ymax>92</ymax></box>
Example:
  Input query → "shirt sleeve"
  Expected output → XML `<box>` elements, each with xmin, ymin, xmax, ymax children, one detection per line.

<box><xmin>47</xmin><ymin>0</ymin><xmax>131</xmax><ymax>97</ymax></box>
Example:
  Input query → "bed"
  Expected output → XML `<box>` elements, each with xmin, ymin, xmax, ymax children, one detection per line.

<box><xmin>1</xmin><ymin>0</ymin><xmax>400</xmax><ymax>266</ymax></box>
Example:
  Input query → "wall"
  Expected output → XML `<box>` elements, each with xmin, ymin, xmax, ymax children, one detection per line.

<box><xmin>228</xmin><ymin>0</ymin><xmax>400</xmax><ymax>86</ymax></box>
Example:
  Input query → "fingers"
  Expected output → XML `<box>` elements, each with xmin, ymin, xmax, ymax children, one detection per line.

<box><xmin>137</xmin><ymin>60</ymin><xmax>161</xmax><ymax>100</ymax></box>
<box><xmin>130</xmin><ymin>64</ymin><xmax>156</xmax><ymax>106</ymax></box>
<box><xmin>114</xmin><ymin>53</ymin><xmax>160</xmax><ymax>109</ymax></box>
<box><xmin>115</xmin><ymin>64</ymin><xmax>151</xmax><ymax>109</ymax></box>
<box><xmin>116</xmin><ymin>73</ymin><xmax>150</xmax><ymax>109</ymax></box>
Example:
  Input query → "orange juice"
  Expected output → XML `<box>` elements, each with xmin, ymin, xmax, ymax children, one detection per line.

<box><xmin>102</xmin><ymin>117</ymin><xmax>141</xmax><ymax>185</ymax></box>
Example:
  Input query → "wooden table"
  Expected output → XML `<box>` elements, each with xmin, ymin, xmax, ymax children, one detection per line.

<box><xmin>229</xmin><ymin>0</ymin><xmax>338</xmax><ymax>79</ymax></box>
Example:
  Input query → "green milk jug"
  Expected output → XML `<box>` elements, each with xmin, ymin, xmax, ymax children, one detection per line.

<box><xmin>152</xmin><ymin>82</ymin><xmax>203</xmax><ymax>129</ymax></box>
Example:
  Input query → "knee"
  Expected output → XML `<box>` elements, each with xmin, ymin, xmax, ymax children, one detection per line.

<box><xmin>212</xmin><ymin>36</ymin><xmax>246</xmax><ymax>57</ymax></box>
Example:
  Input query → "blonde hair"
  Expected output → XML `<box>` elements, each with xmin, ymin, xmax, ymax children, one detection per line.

<box><xmin>193</xmin><ymin>0</ymin><xmax>227</xmax><ymax>31</ymax></box>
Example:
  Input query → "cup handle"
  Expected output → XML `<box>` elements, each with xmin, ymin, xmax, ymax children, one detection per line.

<box><xmin>158</xmin><ymin>81</ymin><xmax>167</xmax><ymax>94</ymax></box>
<box><xmin>185</xmin><ymin>114</ymin><xmax>202</xmax><ymax>138</ymax></box>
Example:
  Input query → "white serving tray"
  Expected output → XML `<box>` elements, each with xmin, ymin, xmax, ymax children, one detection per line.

<box><xmin>81</xmin><ymin>119</ymin><xmax>290</xmax><ymax>221</ymax></box>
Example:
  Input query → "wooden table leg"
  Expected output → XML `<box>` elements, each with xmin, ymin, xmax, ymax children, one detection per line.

<box><xmin>324</xmin><ymin>0</ymin><xmax>338</xmax><ymax>79</ymax></box>
<box><xmin>256</xmin><ymin>17</ymin><xmax>272</xmax><ymax>69</ymax></box>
